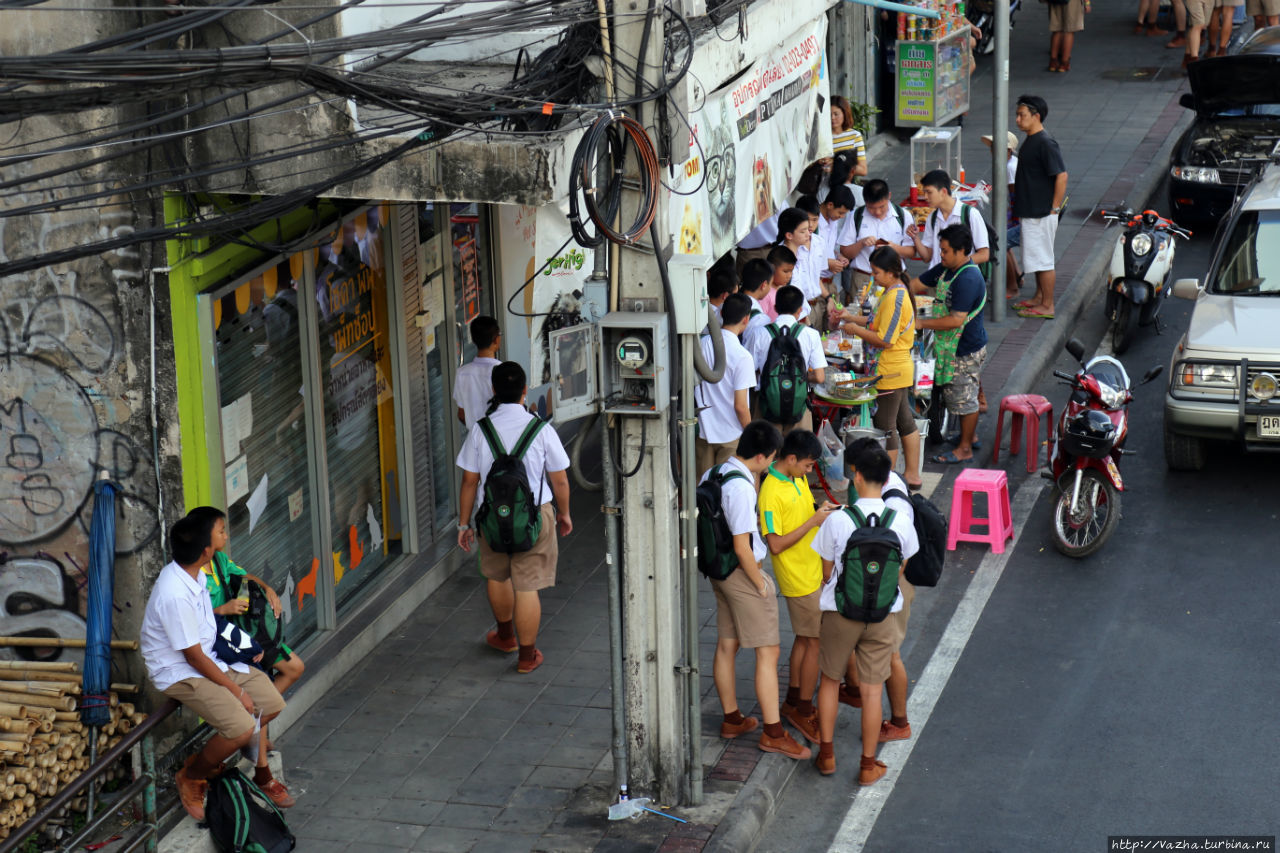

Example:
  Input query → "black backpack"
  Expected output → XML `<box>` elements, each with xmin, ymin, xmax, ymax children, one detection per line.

<box><xmin>884</xmin><ymin>488</ymin><xmax>947</xmax><ymax>588</ymax></box>
<box><xmin>759</xmin><ymin>324</ymin><xmax>809</xmax><ymax>426</ymax></box>
<box><xmin>205</xmin><ymin>768</ymin><xmax>295</xmax><ymax>853</ymax></box>
<box><xmin>695</xmin><ymin>464</ymin><xmax>748</xmax><ymax>581</ymax></box>
<box><xmin>476</xmin><ymin>416</ymin><xmax>547</xmax><ymax>553</ymax></box>
<box><xmin>835</xmin><ymin>507</ymin><xmax>903</xmax><ymax>623</ymax></box>
<box><xmin>212</xmin><ymin>555</ymin><xmax>290</xmax><ymax>670</ymax></box>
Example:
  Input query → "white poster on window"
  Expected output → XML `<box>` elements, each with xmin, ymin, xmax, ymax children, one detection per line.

<box><xmin>669</xmin><ymin>17</ymin><xmax>832</xmax><ymax>259</ymax></box>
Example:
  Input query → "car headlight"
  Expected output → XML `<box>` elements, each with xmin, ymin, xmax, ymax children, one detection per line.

<box><xmin>1176</xmin><ymin>362</ymin><xmax>1239</xmax><ymax>389</ymax></box>
<box><xmin>1098</xmin><ymin>382</ymin><xmax>1127</xmax><ymax>409</ymax></box>
<box><xmin>1171</xmin><ymin>165</ymin><xmax>1222</xmax><ymax>184</ymax></box>
<box><xmin>1251</xmin><ymin>372</ymin><xmax>1278</xmax><ymax>401</ymax></box>
<box><xmin>1129</xmin><ymin>233</ymin><xmax>1153</xmax><ymax>256</ymax></box>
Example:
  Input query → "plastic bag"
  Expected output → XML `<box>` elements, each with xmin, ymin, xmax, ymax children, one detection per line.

<box><xmin>818</xmin><ymin>421</ymin><xmax>848</xmax><ymax>491</ymax></box>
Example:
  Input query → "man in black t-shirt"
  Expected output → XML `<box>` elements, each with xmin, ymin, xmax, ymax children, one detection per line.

<box><xmin>1012</xmin><ymin>95</ymin><xmax>1068</xmax><ymax>320</ymax></box>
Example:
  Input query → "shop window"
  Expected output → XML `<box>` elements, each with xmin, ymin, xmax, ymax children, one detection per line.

<box><xmin>310</xmin><ymin>208</ymin><xmax>404</xmax><ymax>613</ymax></box>
<box><xmin>212</xmin><ymin>252</ymin><xmax>321</xmax><ymax>646</ymax></box>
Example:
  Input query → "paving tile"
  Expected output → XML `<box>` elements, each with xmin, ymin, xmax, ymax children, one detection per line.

<box><xmin>375</xmin><ymin>798</ymin><xmax>447</xmax><ymax>826</ymax></box>
<box><xmin>433</xmin><ymin>802</ymin><xmax>502</xmax><ymax>830</ymax></box>
<box><xmin>394</xmin><ymin>769</ymin><xmax>468</xmax><ymax>801</ymax></box>
<box><xmin>322</xmin><ymin>726</ymin><xmax>390</xmax><ymax>753</ymax></box>
<box><xmin>411</xmin><ymin>826</ymin><xmax>484</xmax><ymax>852</ymax></box>
<box><xmin>518</xmin><ymin>702</ymin><xmax>582</xmax><ymax>727</ymax></box>
<box><xmin>524</xmin><ymin>764</ymin><xmax>591</xmax><ymax>790</ymax></box>
<box><xmin>286</xmin><ymin>837</ymin><xmax>349</xmax><ymax>853</ymax></box>
<box><xmin>317</xmin><ymin>793</ymin><xmax>387</xmax><ymax>819</ymax></box>
<box><xmin>539</xmin><ymin>744</ymin><xmax>606</xmax><ymax>770</ymax></box>
<box><xmin>507</xmin><ymin>785</ymin><xmax>574</xmax><ymax>810</ymax></box>
<box><xmin>451</xmin><ymin>768</ymin><xmax>527</xmax><ymax>807</ymax></box>
<box><xmin>296</xmin><ymin>746</ymin><xmax>372</xmax><ymax>774</ymax></box>
<box><xmin>469</xmin><ymin>831</ymin><xmax>542</xmax><ymax>853</ymax></box>
<box><xmin>299</xmin><ymin>814</ymin><xmax>385</xmax><ymax>843</ymax></box>
<box><xmin>492</xmin><ymin>805</ymin><xmax>557</xmax><ymax>835</ymax></box>
<box><xmin>532</xmin><ymin>835</ymin><xmax>599</xmax><ymax>853</ymax></box>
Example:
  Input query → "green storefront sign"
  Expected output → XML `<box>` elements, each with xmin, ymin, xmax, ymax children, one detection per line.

<box><xmin>896</xmin><ymin>41</ymin><xmax>935</xmax><ymax>125</ymax></box>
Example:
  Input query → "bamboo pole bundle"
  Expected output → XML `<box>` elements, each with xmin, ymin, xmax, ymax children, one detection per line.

<box><xmin>0</xmin><ymin>691</ymin><xmax>72</xmax><ymax>711</ymax></box>
<box><xmin>0</xmin><ymin>717</ymin><xmax>30</xmax><ymax>733</ymax></box>
<box><xmin>50</xmin><ymin>721</ymin><xmax>82</xmax><ymax>734</ymax></box>
<box><xmin>0</xmin><ymin>703</ymin><xmax>26</xmax><ymax>719</ymax></box>
<box><xmin>31</xmin><ymin>733</ymin><xmax>58</xmax><ymax>746</ymax></box>
<box><xmin>52</xmin><ymin>711</ymin><xmax>77</xmax><ymax>722</ymax></box>
<box><xmin>110</xmin><ymin>684</ymin><xmax>137</xmax><ymax>694</ymax></box>
<box><xmin>0</xmin><ymin>671</ymin><xmax>82</xmax><ymax>685</ymax></box>
<box><xmin>118</xmin><ymin>702</ymin><xmax>135</xmax><ymax>717</ymax></box>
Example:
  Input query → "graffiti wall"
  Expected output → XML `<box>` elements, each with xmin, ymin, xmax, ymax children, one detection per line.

<box><xmin>0</xmin><ymin>162</ymin><xmax>161</xmax><ymax>663</ymax></box>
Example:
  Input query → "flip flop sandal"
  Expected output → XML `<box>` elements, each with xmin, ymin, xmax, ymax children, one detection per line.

<box><xmin>1022</xmin><ymin>308</ymin><xmax>1055</xmax><ymax>319</ymax></box>
<box><xmin>931</xmin><ymin>450</ymin><xmax>974</xmax><ymax>465</ymax></box>
<box><xmin>907</xmin><ymin>481</ymin><xmax>924</xmax><ymax>493</ymax></box>
<box><xmin>1013</xmin><ymin>300</ymin><xmax>1037</xmax><ymax>310</ymax></box>
<box><xmin>945</xmin><ymin>434</ymin><xmax>982</xmax><ymax>450</ymax></box>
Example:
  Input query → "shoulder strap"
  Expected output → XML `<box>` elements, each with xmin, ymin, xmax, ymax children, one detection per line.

<box><xmin>883</xmin><ymin>488</ymin><xmax>910</xmax><ymax>504</ymax></box>
<box><xmin>477</xmin><ymin>417</ymin><xmax>508</xmax><ymax>458</ymax></box>
<box><xmin>749</xmin><ymin>308</ymin><xmax>762</xmax><ymax>318</ymax></box>
<box><xmin>854</xmin><ymin>205</ymin><xmax>865</xmax><ymax>233</ymax></box>
<box><xmin>846</xmin><ymin>505</ymin><xmax>869</xmax><ymax>528</ymax></box>
<box><xmin>510</xmin><ymin>417</ymin><xmax>547</xmax><ymax>460</ymax></box>
<box><xmin>766</xmin><ymin>323</ymin><xmax>779</xmax><ymax>339</ymax></box>
<box><xmin>210</xmin><ymin>552</ymin><xmax>232</xmax><ymax>591</ymax></box>
<box><xmin>929</xmin><ymin>208</ymin><xmax>939</xmax><ymax>232</ymax></box>
<box><xmin>893</xmin><ymin>202</ymin><xmax>909</xmax><ymax>231</ymax></box>
<box><xmin>881</xmin><ymin>507</ymin><xmax>897</xmax><ymax>529</ymax></box>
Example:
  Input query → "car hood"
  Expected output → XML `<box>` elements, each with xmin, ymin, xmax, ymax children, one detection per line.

<box><xmin>1187</xmin><ymin>55</ymin><xmax>1280</xmax><ymax>115</ymax></box>
<box><xmin>1186</xmin><ymin>292</ymin><xmax>1280</xmax><ymax>355</ymax></box>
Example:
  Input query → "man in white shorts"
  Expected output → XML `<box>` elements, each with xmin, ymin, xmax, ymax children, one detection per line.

<box><xmin>1012</xmin><ymin>95</ymin><xmax>1067</xmax><ymax>320</ymax></box>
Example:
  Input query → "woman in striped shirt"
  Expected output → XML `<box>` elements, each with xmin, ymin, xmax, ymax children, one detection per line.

<box><xmin>830</xmin><ymin>96</ymin><xmax>868</xmax><ymax>179</ymax></box>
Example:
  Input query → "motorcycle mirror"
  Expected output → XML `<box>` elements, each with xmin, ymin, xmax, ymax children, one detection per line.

<box><xmin>1140</xmin><ymin>365</ymin><xmax>1165</xmax><ymax>385</ymax></box>
<box><xmin>1172</xmin><ymin>278</ymin><xmax>1201</xmax><ymax>300</ymax></box>
<box><xmin>1065</xmin><ymin>338</ymin><xmax>1086</xmax><ymax>363</ymax></box>
<box><xmin>1179</xmin><ymin>93</ymin><xmax>1195</xmax><ymax>110</ymax></box>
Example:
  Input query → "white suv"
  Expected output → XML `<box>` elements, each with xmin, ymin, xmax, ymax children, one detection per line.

<box><xmin>1164</xmin><ymin>163</ymin><xmax>1280</xmax><ymax>470</ymax></box>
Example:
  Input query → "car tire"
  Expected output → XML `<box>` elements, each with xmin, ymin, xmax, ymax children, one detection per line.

<box><xmin>1163</xmin><ymin>418</ymin><xmax>1205</xmax><ymax>472</ymax></box>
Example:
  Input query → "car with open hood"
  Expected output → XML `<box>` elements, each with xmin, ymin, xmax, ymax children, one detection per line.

<box><xmin>1164</xmin><ymin>163</ymin><xmax>1280</xmax><ymax>470</ymax></box>
<box><xmin>1168</xmin><ymin>27</ymin><xmax>1280</xmax><ymax>224</ymax></box>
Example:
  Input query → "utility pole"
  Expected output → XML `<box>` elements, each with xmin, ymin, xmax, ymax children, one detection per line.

<box><xmin>991</xmin><ymin>0</ymin><xmax>1010</xmax><ymax>323</ymax></box>
<box><xmin>610</xmin><ymin>0</ymin><xmax>690</xmax><ymax>806</ymax></box>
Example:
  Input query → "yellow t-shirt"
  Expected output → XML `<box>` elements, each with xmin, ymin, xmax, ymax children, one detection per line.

<box><xmin>871</xmin><ymin>284</ymin><xmax>915</xmax><ymax>391</ymax></box>
<box><xmin>758</xmin><ymin>465</ymin><xmax>823</xmax><ymax>597</ymax></box>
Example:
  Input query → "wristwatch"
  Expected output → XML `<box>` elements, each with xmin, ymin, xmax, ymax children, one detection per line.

<box><xmin>457</xmin><ymin>523</ymin><xmax>471</xmax><ymax>532</ymax></box>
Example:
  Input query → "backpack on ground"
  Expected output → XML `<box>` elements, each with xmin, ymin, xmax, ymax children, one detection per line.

<box><xmin>212</xmin><ymin>555</ymin><xmax>290</xmax><ymax>670</ymax></box>
<box><xmin>695</xmin><ymin>464</ymin><xmax>748</xmax><ymax>581</ymax></box>
<box><xmin>205</xmin><ymin>768</ymin><xmax>295</xmax><ymax>853</ymax></box>
<box><xmin>835</xmin><ymin>507</ymin><xmax>903</xmax><ymax>623</ymax></box>
<box><xmin>476</xmin><ymin>416</ymin><xmax>547</xmax><ymax>553</ymax></box>
<box><xmin>884</xmin><ymin>488</ymin><xmax>948</xmax><ymax>587</ymax></box>
<box><xmin>759</xmin><ymin>324</ymin><xmax>809</xmax><ymax>426</ymax></box>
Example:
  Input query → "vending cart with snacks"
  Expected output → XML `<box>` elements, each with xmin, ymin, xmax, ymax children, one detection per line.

<box><xmin>894</xmin><ymin>2</ymin><xmax>972</xmax><ymax>128</ymax></box>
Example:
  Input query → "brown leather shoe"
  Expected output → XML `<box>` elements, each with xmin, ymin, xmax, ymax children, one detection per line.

<box><xmin>720</xmin><ymin>715</ymin><xmax>759</xmax><ymax>739</ymax></box>
<box><xmin>1146</xmin><ymin>26</ymin><xmax>1168</xmax><ymax>36</ymax></box>
<box><xmin>838</xmin><ymin>682</ymin><xmax>862</xmax><ymax>709</ymax></box>
<box><xmin>256</xmin><ymin>777</ymin><xmax>296</xmax><ymax>808</ymax></box>
<box><xmin>815</xmin><ymin>752</ymin><xmax>836</xmax><ymax>776</ymax></box>
<box><xmin>781</xmin><ymin>705</ymin><xmax>820</xmax><ymax>744</ymax></box>
<box><xmin>858</xmin><ymin>756</ymin><xmax>888</xmax><ymax>786</ymax></box>
<box><xmin>1166</xmin><ymin>33</ymin><xmax>1187</xmax><ymax>48</ymax></box>
<box><xmin>759</xmin><ymin>730</ymin><xmax>812</xmax><ymax>760</ymax></box>
<box><xmin>175</xmin><ymin>766</ymin><xmax>208</xmax><ymax>821</ymax></box>
<box><xmin>879</xmin><ymin>720</ymin><xmax>912</xmax><ymax>743</ymax></box>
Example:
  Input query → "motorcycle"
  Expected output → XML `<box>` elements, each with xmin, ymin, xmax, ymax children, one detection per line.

<box><xmin>1100</xmin><ymin>208</ymin><xmax>1192</xmax><ymax>355</ymax></box>
<box><xmin>1046</xmin><ymin>338</ymin><xmax>1162</xmax><ymax>558</ymax></box>
<box><xmin>967</xmin><ymin>0</ymin><xmax>1022</xmax><ymax>57</ymax></box>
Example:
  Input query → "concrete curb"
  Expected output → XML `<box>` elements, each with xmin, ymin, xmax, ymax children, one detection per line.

<box><xmin>702</xmin><ymin>754</ymin><xmax>801</xmax><ymax>853</ymax></box>
<box><xmin>989</xmin><ymin>107</ymin><xmax>1197</xmax><ymax>414</ymax></box>
<box><xmin>712</xmin><ymin>100</ymin><xmax>1196</xmax><ymax>853</ymax></box>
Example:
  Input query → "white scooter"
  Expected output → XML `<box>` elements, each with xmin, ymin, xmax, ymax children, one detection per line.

<box><xmin>1100</xmin><ymin>208</ymin><xmax>1192</xmax><ymax>355</ymax></box>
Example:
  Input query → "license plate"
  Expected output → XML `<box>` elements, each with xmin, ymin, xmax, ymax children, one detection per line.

<box><xmin>1260</xmin><ymin>415</ymin><xmax>1280</xmax><ymax>438</ymax></box>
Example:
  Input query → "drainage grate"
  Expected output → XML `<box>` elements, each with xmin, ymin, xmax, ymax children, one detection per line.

<box><xmin>1099</xmin><ymin>66</ymin><xmax>1164</xmax><ymax>81</ymax></box>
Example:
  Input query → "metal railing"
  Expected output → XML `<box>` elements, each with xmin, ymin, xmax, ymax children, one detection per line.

<box><xmin>0</xmin><ymin>699</ymin><xmax>179</xmax><ymax>853</ymax></box>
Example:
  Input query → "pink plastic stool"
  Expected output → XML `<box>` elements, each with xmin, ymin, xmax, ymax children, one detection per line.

<box><xmin>947</xmin><ymin>468</ymin><xmax>1014</xmax><ymax>553</ymax></box>
<box><xmin>993</xmin><ymin>394</ymin><xmax>1054</xmax><ymax>473</ymax></box>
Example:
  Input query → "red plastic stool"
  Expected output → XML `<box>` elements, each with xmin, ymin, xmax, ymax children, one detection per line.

<box><xmin>947</xmin><ymin>468</ymin><xmax>1014</xmax><ymax>553</ymax></box>
<box><xmin>993</xmin><ymin>394</ymin><xmax>1053</xmax><ymax>473</ymax></box>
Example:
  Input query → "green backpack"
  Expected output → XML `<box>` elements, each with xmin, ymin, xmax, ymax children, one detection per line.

<box><xmin>211</xmin><ymin>554</ymin><xmax>288</xmax><ymax>669</ymax></box>
<box><xmin>204</xmin><ymin>768</ymin><xmax>295</xmax><ymax>853</ymax></box>
<box><xmin>835</xmin><ymin>506</ymin><xmax>903</xmax><ymax>624</ymax></box>
<box><xmin>759</xmin><ymin>324</ymin><xmax>809</xmax><ymax>426</ymax></box>
<box><xmin>475</xmin><ymin>416</ymin><xmax>547</xmax><ymax>553</ymax></box>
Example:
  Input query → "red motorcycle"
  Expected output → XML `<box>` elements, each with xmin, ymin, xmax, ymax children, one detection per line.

<box><xmin>1046</xmin><ymin>339</ymin><xmax>1162</xmax><ymax>558</ymax></box>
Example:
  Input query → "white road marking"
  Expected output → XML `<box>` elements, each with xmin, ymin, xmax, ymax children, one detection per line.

<box><xmin>827</xmin><ymin>476</ymin><xmax>1048</xmax><ymax>852</ymax></box>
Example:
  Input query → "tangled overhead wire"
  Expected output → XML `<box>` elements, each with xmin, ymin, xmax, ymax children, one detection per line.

<box><xmin>567</xmin><ymin>111</ymin><xmax>659</xmax><ymax>249</ymax></box>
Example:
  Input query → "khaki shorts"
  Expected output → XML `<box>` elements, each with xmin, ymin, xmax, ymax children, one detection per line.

<box><xmin>891</xmin><ymin>578</ymin><xmax>916</xmax><ymax>650</ymax></box>
<box><xmin>696</xmin><ymin>437</ymin><xmax>739</xmax><ymax>478</ymax></box>
<box><xmin>478</xmin><ymin>503</ymin><xmax>558</xmax><ymax>591</ymax></box>
<box><xmin>849</xmin><ymin>269</ymin><xmax>874</xmax><ymax>305</ymax></box>
<box><xmin>1186</xmin><ymin>0</ymin><xmax>1215</xmax><ymax>25</ymax></box>
<box><xmin>1215</xmin><ymin>0</ymin><xmax>1243</xmax><ymax>7</ymax></box>
<box><xmin>164</xmin><ymin>668</ymin><xmax>286</xmax><ymax>740</ymax></box>
<box><xmin>770</xmin><ymin>408</ymin><xmax>813</xmax><ymax>438</ymax></box>
<box><xmin>818</xmin><ymin>610</ymin><xmax>897</xmax><ymax>684</ymax></box>
<box><xmin>785</xmin><ymin>589</ymin><xmax>823</xmax><ymax>638</ymax></box>
<box><xmin>942</xmin><ymin>346</ymin><xmax>986</xmax><ymax>417</ymax></box>
<box><xmin>1247</xmin><ymin>0</ymin><xmax>1280</xmax><ymax>15</ymax></box>
<box><xmin>1048</xmin><ymin>0</ymin><xmax>1085</xmax><ymax>31</ymax></box>
<box><xmin>712</xmin><ymin>570</ymin><xmax>780</xmax><ymax>649</ymax></box>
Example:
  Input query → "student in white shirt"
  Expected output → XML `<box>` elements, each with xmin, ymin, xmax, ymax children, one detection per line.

<box><xmin>755</xmin><ymin>285</ymin><xmax>828</xmax><ymax>435</ymax></box>
<box><xmin>810</xmin><ymin>442</ymin><xmax>918</xmax><ymax>785</ymax></box>
<box><xmin>696</xmin><ymin>293</ymin><xmax>757</xmax><ymax>475</ymax></box>
<box><xmin>816</xmin><ymin>186</ymin><xmax>855</xmax><ymax>306</ymax></box>
<box><xmin>907</xmin><ymin>169</ymin><xmax>991</xmax><ymax>267</ymax></box>
<box><xmin>735</xmin><ymin>212</ymin><xmax>780</xmax><ymax>279</ymax></box>
<box><xmin>140</xmin><ymin>515</ymin><xmax>291</xmax><ymax>820</ymax></box>
<box><xmin>739</xmin><ymin>258</ymin><xmax>775</xmax><ymax>377</ymax></box>
<box><xmin>838</xmin><ymin>179</ymin><xmax>917</xmax><ymax>305</ymax></box>
<box><xmin>792</xmin><ymin>197</ymin><xmax>828</xmax><ymax>330</ymax></box>
<box><xmin>703</xmin><ymin>421</ymin><xmax>811</xmax><ymax>761</ymax></box>
<box><xmin>457</xmin><ymin>362</ymin><xmax>573</xmax><ymax>674</ymax></box>
<box><xmin>453</xmin><ymin>316</ymin><xmax>502</xmax><ymax>431</ymax></box>
<box><xmin>707</xmin><ymin>267</ymin><xmax>737</xmax><ymax>325</ymax></box>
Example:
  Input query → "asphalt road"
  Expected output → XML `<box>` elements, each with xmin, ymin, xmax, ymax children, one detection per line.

<box><xmin>757</xmin><ymin>222</ymin><xmax>1280</xmax><ymax>852</ymax></box>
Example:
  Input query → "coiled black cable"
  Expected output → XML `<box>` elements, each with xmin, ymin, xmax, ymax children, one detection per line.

<box><xmin>567</xmin><ymin>111</ymin><xmax>658</xmax><ymax>248</ymax></box>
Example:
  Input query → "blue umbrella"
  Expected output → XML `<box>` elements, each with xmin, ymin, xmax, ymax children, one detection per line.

<box><xmin>80</xmin><ymin>478</ymin><xmax>118</xmax><ymax>729</ymax></box>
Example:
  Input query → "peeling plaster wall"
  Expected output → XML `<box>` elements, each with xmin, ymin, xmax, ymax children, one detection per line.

<box><xmin>0</xmin><ymin>8</ymin><xmax>181</xmax><ymax>686</ymax></box>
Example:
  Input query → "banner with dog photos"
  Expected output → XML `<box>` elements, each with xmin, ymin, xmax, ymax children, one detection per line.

<box><xmin>669</xmin><ymin>17</ymin><xmax>832</xmax><ymax>260</ymax></box>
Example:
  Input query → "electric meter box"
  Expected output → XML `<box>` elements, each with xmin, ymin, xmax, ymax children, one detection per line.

<box><xmin>598</xmin><ymin>312</ymin><xmax>670</xmax><ymax>416</ymax></box>
<box><xmin>665</xmin><ymin>253</ymin><xmax>714</xmax><ymax>335</ymax></box>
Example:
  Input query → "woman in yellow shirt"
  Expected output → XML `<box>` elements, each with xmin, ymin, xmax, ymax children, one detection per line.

<box><xmin>833</xmin><ymin>247</ymin><xmax>922</xmax><ymax>489</ymax></box>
